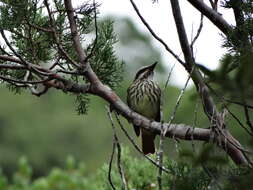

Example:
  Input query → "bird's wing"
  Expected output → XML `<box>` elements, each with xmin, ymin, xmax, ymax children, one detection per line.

<box><xmin>133</xmin><ymin>125</ymin><xmax>140</xmax><ymax>136</ymax></box>
<box><xmin>127</xmin><ymin>86</ymin><xmax>140</xmax><ymax>137</ymax></box>
<box><xmin>155</xmin><ymin>86</ymin><xmax>162</xmax><ymax>122</ymax></box>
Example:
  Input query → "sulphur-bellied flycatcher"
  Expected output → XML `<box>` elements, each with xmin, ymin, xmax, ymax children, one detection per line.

<box><xmin>127</xmin><ymin>62</ymin><xmax>161</xmax><ymax>154</ymax></box>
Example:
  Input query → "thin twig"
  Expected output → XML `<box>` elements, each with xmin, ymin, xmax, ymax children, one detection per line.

<box><xmin>157</xmin><ymin>122</ymin><xmax>164</xmax><ymax>190</ymax></box>
<box><xmin>187</xmin><ymin>0</ymin><xmax>232</xmax><ymax>35</ymax></box>
<box><xmin>83</xmin><ymin>0</ymin><xmax>98</xmax><ymax>64</ymax></box>
<box><xmin>224</xmin><ymin>99</ymin><xmax>253</xmax><ymax>109</ymax></box>
<box><xmin>227</xmin><ymin>108</ymin><xmax>253</xmax><ymax>136</ymax></box>
<box><xmin>30</xmin><ymin>86</ymin><xmax>49</xmax><ymax>97</ymax></box>
<box><xmin>157</xmin><ymin>63</ymin><xmax>176</xmax><ymax>190</ymax></box>
<box><xmin>107</xmin><ymin>108</ymin><xmax>128</xmax><ymax>190</ymax></box>
<box><xmin>129</xmin><ymin>0</ymin><xmax>185</xmax><ymax>65</ymax></box>
<box><xmin>0</xmin><ymin>30</ymin><xmax>29</xmax><ymax>65</ymax></box>
<box><xmin>115</xmin><ymin>136</ymin><xmax>128</xmax><ymax>190</ymax></box>
<box><xmin>0</xmin><ymin>30</ymin><xmax>52</xmax><ymax>76</ymax></box>
<box><xmin>164</xmin><ymin>68</ymin><xmax>194</xmax><ymax>136</ymax></box>
<box><xmin>108</xmin><ymin>141</ymin><xmax>116</xmax><ymax>190</ymax></box>
<box><xmin>22</xmin><ymin>70</ymin><xmax>49</xmax><ymax>96</ymax></box>
<box><xmin>164</xmin><ymin>68</ymin><xmax>193</xmax><ymax>156</ymax></box>
<box><xmin>202</xmin><ymin>164</ymin><xmax>222</xmax><ymax>189</ymax></box>
<box><xmin>0</xmin><ymin>64</ymin><xmax>26</xmax><ymax>70</ymax></box>
<box><xmin>217</xmin><ymin>124</ymin><xmax>252</xmax><ymax>154</ymax></box>
<box><xmin>49</xmin><ymin>57</ymin><xmax>61</xmax><ymax>70</ymax></box>
<box><xmin>191</xmin><ymin>98</ymin><xmax>200</xmax><ymax>153</ymax></box>
<box><xmin>206</xmin><ymin>83</ymin><xmax>253</xmax><ymax>136</ymax></box>
<box><xmin>114</xmin><ymin>113</ymin><xmax>171</xmax><ymax>174</ymax></box>
<box><xmin>0</xmin><ymin>75</ymin><xmax>52</xmax><ymax>85</ymax></box>
<box><xmin>243</xmin><ymin>105</ymin><xmax>253</xmax><ymax>133</ymax></box>
<box><xmin>44</xmin><ymin>0</ymin><xmax>80</xmax><ymax>68</ymax></box>
<box><xmin>106</xmin><ymin>109</ymin><xmax>117</xmax><ymax>190</ymax></box>
<box><xmin>56</xmin><ymin>69</ymin><xmax>81</xmax><ymax>75</ymax></box>
<box><xmin>190</xmin><ymin>14</ymin><xmax>204</xmax><ymax>53</ymax></box>
<box><xmin>163</xmin><ymin>63</ymin><xmax>176</xmax><ymax>92</ymax></box>
<box><xmin>0</xmin><ymin>44</ymin><xmax>11</xmax><ymax>56</ymax></box>
<box><xmin>207</xmin><ymin>105</ymin><xmax>252</xmax><ymax>155</ymax></box>
<box><xmin>27</xmin><ymin>22</ymin><xmax>53</xmax><ymax>32</ymax></box>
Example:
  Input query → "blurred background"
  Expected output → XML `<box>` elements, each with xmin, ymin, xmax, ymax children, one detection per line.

<box><xmin>0</xmin><ymin>0</ymin><xmax>252</xmax><ymax>179</ymax></box>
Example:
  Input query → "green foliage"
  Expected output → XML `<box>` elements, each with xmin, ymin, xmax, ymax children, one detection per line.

<box><xmin>0</xmin><ymin>148</ymin><xmax>251</xmax><ymax>190</ymax></box>
<box><xmin>0</xmin><ymin>0</ymin><xmax>54</xmax><ymax>63</ymax></box>
<box><xmin>89</xmin><ymin>20</ymin><xmax>124</xmax><ymax>90</ymax></box>
<box><xmin>200</xmin><ymin>0</ymin><xmax>253</xmax><ymax>102</ymax></box>
<box><xmin>222</xmin><ymin>0</ymin><xmax>252</xmax><ymax>52</ymax></box>
<box><xmin>75</xmin><ymin>94</ymin><xmax>90</xmax><ymax>115</ymax></box>
<box><xmin>0</xmin><ymin>0</ymin><xmax>124</xmax><ymax>115</ymax></box>
<box><xmin>74</xmin><ymin>20</ymin><xmax>124</xmax><ymax>114</ymax></box>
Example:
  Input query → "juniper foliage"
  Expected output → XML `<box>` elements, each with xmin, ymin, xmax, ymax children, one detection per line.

<box><xmin>0</xmin><ymin>148</ymin><xmax>252</xmax><ymax>190</ymax></box>
<box><xmin>0</xmin><ymin>0</ymin><xmax>123</xmax><ymax>114</ymax></box>
<box><xmin>197</xmin><ymin>0</ymin><xmax>253</xmax><ymax>100</ymax></box>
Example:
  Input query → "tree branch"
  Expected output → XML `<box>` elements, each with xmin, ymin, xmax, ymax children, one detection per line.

<box><xmin>64</xmin><ymin>0</ymin><xmax>100</xmax><ymax>85</ymax></box>
<box><xmin>0</xmin><ymin>64</ymin><xmax>26</xmax><ymax>70</ymax></box>
<box><xmin>170</xmin><ymin>0</ymin><xmax>250</xmax><ymax>166</ymax></box>
<box><xmin>114</xmin><ymin>113</ymin><xmax>170</xmax><ymax>174</ymax></box>
<box><xmin>190</xmin><ymin>14</ymin><xmax>204</xmax><ymax>53</ymax></box>
<box><xmin>170</xmin><ymin>0</ymin><xmax>218</xmax><ymax>120</ymax></box>
<box><xmin>0</xmin><ymin>55</ymin><xmax>91</xmax><ymax>94</ymax></box>
<box><xmin>0</xmin><ymin>75</ymin><xmax>52</xmax><ymax>85</ymax></box>
<box><xmin>129</xmin><ymin>0</ymin><xmax>185</xmax><ymax>65</ymax></box>
<box><xmin>107</xmin><ymin>108</ymin><xmax>128</xmax><ymax>190</ymax></box>
<box><xmin>44</xmin><ymin>0</ymin><xmax>80</xmax><ymax>68</ymax></box>
<box><xmin>187</xmin><ymin>0</ymin><xmax>232</xmax><ymax>35</ymax></box>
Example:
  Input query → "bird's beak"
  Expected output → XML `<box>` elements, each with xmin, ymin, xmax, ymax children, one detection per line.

<box><xmin>149</xmin><ymin>62</ymin><xmax>158</xmax><ymax>71</ymax></box>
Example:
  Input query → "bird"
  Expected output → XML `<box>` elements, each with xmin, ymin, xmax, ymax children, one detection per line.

<box><xmin>127</xmin><ymin>62</ymin><xmax>161</xmax><ymax>154</ymax></box>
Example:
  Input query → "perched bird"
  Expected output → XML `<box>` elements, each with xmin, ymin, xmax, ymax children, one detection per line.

<box><xmin>127</xmin><ymin>62</ymin><xmax>161</xmax><ymax>154</ymax></box>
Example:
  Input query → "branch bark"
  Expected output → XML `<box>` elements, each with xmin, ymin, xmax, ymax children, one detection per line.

<box><xmin>170</xmin><ymin>0</ymin><xmax>250</xmax><ymax>166</ymax></box>
<box><xmin>187</xmin><ymin>0</ymin><xmax>232</xmax><ymax>35</ymax></box>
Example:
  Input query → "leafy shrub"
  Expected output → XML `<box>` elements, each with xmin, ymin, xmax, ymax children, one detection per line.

<box><xmin>0</xmin><ymin>147</ymin><xmax>252</xmax><ymax>190</ymax></box>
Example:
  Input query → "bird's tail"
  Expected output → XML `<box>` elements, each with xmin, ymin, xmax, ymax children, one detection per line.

<box><xmin>141</xmin><ymin>129</ymin><xmax>155</xmax><ymax>154</ymax></box>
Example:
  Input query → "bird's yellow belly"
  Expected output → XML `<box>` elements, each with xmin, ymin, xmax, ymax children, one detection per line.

<box><xmin>132</xmin><ymin>95</ymin><xmax>157</xmax><ymax>119</ymax></box>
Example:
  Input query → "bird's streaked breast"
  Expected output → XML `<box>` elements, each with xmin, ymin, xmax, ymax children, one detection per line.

<box><xmin>127</xmin><ymin>79</ymin><xmax>161</xmax><ymax>119</ymax></box>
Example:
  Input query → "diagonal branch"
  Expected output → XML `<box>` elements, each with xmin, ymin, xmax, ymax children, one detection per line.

<box><xmin>64</xmin><ymin>0</ymin><xmax>100</xmax><ymax>85</ymax></box>
<box><xmin>0</xmin><ymin>75</ymin><xmax>52</xmax><ymax>85</ymax></box>
<box><xmin>0</xmin><ymin>64</ymin><xmax>26</xmax><ymax>70</ymax></box>
<box><xmin>129</xmin><ymin>0</ymin><xmax>185</xmax><ymax>65</ymax></box>
<box><xmin>190</xmin><ymin>14</ymin><xmax>204</xmax><ymax>53</ymax></box>
<box><xmin>0</xmin><ymin>55</ymin><xmax>91</xmax><ymax>94</ymax></box>
<box><xmin>0</xmin><ymin>30</ymin><xmax>53</xmax><ymax>77</ymax></box>
<box><xmin>107</xmin><ymin>108</ymin><xmax>128</xmax><ymax>190</ymax></box>
<box><xmin>169</xmin><ymin>0</ymin><xmax>251</xmax><ymax>166</ymax></box>
<box><xmin>64</xmin><ymin>0</ymin><xmax>87</xmax><ymax>65</ymax></box>
<box><xmin>115</xmin><ymin>113</ymin><xmax>170</xmax><ymax>174</ymax></box>
<box><xmin>44</xmin><ymin>0</ymin><xmax>80</xmax><ymax>68</ymax></box>
<box><xmin>170</xmin><ymin>0</ymin><xmax>218</xmax><ymax>120</ymax></box>
<box><xmin>187</xmin><ymin>0</ymin><xmax>232</xmax><ymax>35</ymax></box>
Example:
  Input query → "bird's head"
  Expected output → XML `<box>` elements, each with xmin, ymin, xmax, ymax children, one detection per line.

<box><xmin>134</xmin><ymin>62</ymin><xmax>158</xmax><ymax>81</ymax></box>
